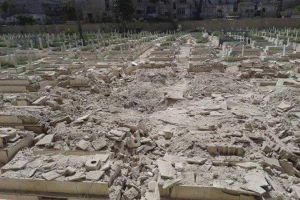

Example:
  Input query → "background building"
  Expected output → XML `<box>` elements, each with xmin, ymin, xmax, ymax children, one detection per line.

<box><xmin>0</xmin><ymin>0</ymin><xmax>299</xmax><ymax>24</ymax></box>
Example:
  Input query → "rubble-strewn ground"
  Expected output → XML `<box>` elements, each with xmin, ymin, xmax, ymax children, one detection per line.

<box><xmin>0</xmin><ymin>30</ymin><xmax>300</xmax><ymax>200</ymax></box>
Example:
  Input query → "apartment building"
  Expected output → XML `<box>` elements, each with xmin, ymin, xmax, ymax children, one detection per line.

<box><xmin>80</xmin><ymin>0</ymin><xmax>113</xmax><ymax>22</ymax></box>
<box><xmin>0</xmin><ymin>0</ymin><xmax>299</xmax><ymax>24</ymax></box>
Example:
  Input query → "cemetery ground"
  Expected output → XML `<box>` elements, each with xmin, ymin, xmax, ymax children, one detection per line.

<box><xmin>0</xmin><ymin>28</ymin><xmax>300</xmax><ymax>200</ymax></box>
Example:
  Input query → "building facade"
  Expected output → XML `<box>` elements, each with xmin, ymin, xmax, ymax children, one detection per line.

<box><xmin>0</xmin><ymin>0</ymin><xmax>299</xmax><ymax>24</ymax></box>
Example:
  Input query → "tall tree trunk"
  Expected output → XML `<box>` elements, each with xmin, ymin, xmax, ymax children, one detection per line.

<box><xmin>73</xmin><ymin>0</ymin><xmax>85</xmax><ymax>46</ymax></box>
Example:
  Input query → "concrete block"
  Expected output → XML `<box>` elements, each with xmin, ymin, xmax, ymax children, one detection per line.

<box><xmin>157</xmin><ymin>159</ymin><xmax>176</xmax><ymax>179</ymax></box>
<box><xmin>0</xmin><ymin>132</ymin><xmax>34</xmax><ymax>164</ymax></box>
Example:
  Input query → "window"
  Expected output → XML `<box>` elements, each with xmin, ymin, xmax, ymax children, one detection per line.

<box><xmin>147</xmin><ymin>6</ymin><xmax>156</xmax><ymax>14</ymax></box>
<box><xmin>177</xmin><ymin>8</ymin><xmax>185</xmax><ymax>16</ymax></box>
<box><xmin>105</xmin><ymin>0</ymin><xmax>110</xmax><ymax>10</ymax></box>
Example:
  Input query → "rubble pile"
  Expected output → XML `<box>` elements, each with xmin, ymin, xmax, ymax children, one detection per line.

<box><xmin>0</xmin><ymin>30</ymin><xmax>300</xmax><ymax>199</ymax></box>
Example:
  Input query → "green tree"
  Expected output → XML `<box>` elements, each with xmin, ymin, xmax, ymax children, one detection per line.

<box><xmin>1</xmin><ymin>1</ymin><xmax>9</xmax><ymax>12</ymax></box>
<box><xmin>17</xmin><ymin>16</ymin><xmax>36</xmax><ymax>25</ymax></box>
<box><xmin>63</xmin><ymin>1</ymin><xmax>77</xmax><ymax>21</ymax></box>
<box><xmin>113</xmin><ymin>0</ymin><xmax>134</xmax><ymax>21</ymax></box>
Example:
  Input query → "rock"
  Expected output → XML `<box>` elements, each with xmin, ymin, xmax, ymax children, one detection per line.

<box><xmin>146</xmin><ymin>181</ymin><xmax>160</xmax><ymax>200</ymax></box>
<box><xmin>162</xmin><ymin>178</ymin><xmax>182</xmax><ymax>189</ymax></box>
<box><xmin>46</xmin><ymin>100</ymin><xmax>60</xmax><ymax>110</ymax></box>
<box><xmin>76</xmin><ymin>139</ymin><xmax>90</xmax><ymax>151</ymax></box>
<box><xmin>279</xmin><ymin>159</ymin><xmax>296</xmax><ymax>176</ymax></box>
<box><xmin>210</xmin><ymin>111</ymin><xmax>224</xmax><ymax>116</ymax></box>
<box><xmin>243</xmin><ymin>171</ymin><xmax>269</xmax><ymax>195</ymax></box>
<box><xmin>148</xmin><ymin>181</ymin><xmax>157</xmax><ymax>192</ymax></box>
<box><xmin>85</xmin><ymin>157</ymin><xmax>102</xmax><ymax>171</ymax></box>
<box><xmin>174</xmin><ymin>162</ymin><xmax>184</xmax><ymax>171</ymax></box>
<box><xmin>50</xmin><ymin>115</ymin><xmax>72</xmax><ymax>126</ymax></box>
<box><xmin>186</xmin><ymin>158</ymin><xmax>207</xmax><ymax>165</ymax></box>
<box><xmin>235</xmin><ymin>162</ymin><xmax>260</xmax><ymax>169</ymax></box>
<box><xmin>1</xmin><ymin>160</ymin><xmax>28</xmax><ymax>172</ymax></box>
<box><xmin>157</xmin><ymin>159</ymin><xmax>176</xmax><ymax>179</ymax></box>
<box><xmin>292</xmin><ymin>185</ymin><xmax>300</xmax><ymax>199</ymax></box>
<box><xmin>126</xmin><ymin>136</ymin><xmax>141</xmax><ymax>148</ymax></box>
<box><xmin>86</xmin><ymin>170</ymin><xmax>105</xmax><ymax>181</ymax></box>
<box><xmin>65</xmin><ymin>167</ymin><xmax>76</xmax><ymax>176</ymax></box>
<box><xmin>36</xmin><ymin>134</ymin><xmax>55</xmax><ymax>146</ymax></box>
<box><xmin>123</xmin><ymin>187</ymin><xmax>139</xmax><ymax>200</ymax></box>
<box><xmin>277</xmin><ymin>102</ymin><xmax>292</xmax><ymax>112</ymax></box>
<box><xmin>92</xmin><ymin>139</ymin><xmax>107</xmax><ymax>150</ymax></box>
<box><xmin>65</xmin><ymin>172</ymin><xmax>85</xmax><ymax>181</ymax></box>
<box><xmin>32</xmin><ymin>96</ymin><xmax>48</xmax><ymax>105</ymax></box>
<box><xmin>42</xmin><ymin>171</ymin><xmax>61</xmax><ymax>180</ymax></box>
<box><xmin>261</xmin><ymin>157</ymin><xmax>282</xmax><ymax>171</ymax></box>
<box><xmin>262</xmin><ymin>143</ymin><xmax>273</xmax><ymax>154</ymax></box>
<box><xmin>74</xmin><ymin>114</ymin><xmax>90</xmax><ymax>124</ymax></box>
<box><xmin>161</xmin><ymin>125</ymin><xmax>174</xmax><ymax>140</ymax></box>
<box><xmin>106</xmin><ymin>129</ymin><xmax>126</xmax><ymax>141</ymax></box>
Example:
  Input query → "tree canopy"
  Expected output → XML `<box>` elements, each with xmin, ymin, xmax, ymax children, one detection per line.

<box><xmin>113</xmin><ymin>0</ymin><xmax>134</xmax><ymax>21</ymax></box>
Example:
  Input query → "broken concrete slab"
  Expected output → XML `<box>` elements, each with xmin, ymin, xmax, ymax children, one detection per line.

<box><xmin>35</xmin><ymin>134</ymin><xmax>54</xmax><ymax>146</ymax></box>
<box><xmin>76</xmin><ymin>139</ymin><xmax>90</xmax><ymax>151</ymax></box>
<box><xmin>42</xmin><ymin>170</ymin><xmax>61</xmax><ymax>181</ymax></box>
<box><xmin>86</xmin><ymin>170</ymin><xmax>105</xmax><ymax>181</ymax></box>
<box><xmin>157</xmin><ymin>159</ymin><xmax>176</xmax><ymax>179</ymax></box>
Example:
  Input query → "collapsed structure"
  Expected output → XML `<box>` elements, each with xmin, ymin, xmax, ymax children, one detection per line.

<box><xmin>0</xmin><ymin>28</ymin><xmax>299</xmax><ymax>199</ymax></box>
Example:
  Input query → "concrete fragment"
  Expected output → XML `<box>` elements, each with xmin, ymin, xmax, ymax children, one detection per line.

<box><xmin>174</xmin><ymin>162</ymin><xmax>184</xmax><ymax>171</ymax></box>
<box><xmin>161</xmin><ymin>125</ymin><xmax>174</xmax><ymax>140</ymax></box>
<box><xmin>261</xmin><ymin>157</ymin><xmax>282</xmax><ymax>171</ymax></box>
<box><xmin>76</xmin><ymin>139</ymin><xmax>90</xmax><ymax>151</ymax></box>
<box><xmin>36</xmin><ymin>134</ymin><xmax>54</xmax><ymax>146</ymax></box>
<box><xmin>106</xmin><ymin>129</ymin><xmax>126</xmax><ymax>141</ymax></box>
<box><xmin>279</xmin><ymin>159</ymin><xmax>296</xmax><ymax>176</ymax></box>
<box><xmin>50</xmin><ymin>115</ymin><xmax>72</xmax><ymax>126</ymax></box>
<box><xmin>32</xmin><ymin>96</ymin><xmax>48</xmax><ymax>105</ymax></box>
<box><xmin>186</xmin><ymin>158</ymin><xmax>207</xmax><ymax>165</ymax></box>
<box><xmin>235</xmin><ymin>162</ymin><xmax>260</xmax><ymax>170</ymax></box>
<box><xmin>65</xmin><ymin>172</ymin><xmax>85</xmax><ymax>181</ymax></box>
<box><xmin>1</xmin><ymin>160</ymin><xmax>28</xmax><ymax>172</ymax></box>
<box><xmin>126</xmin><ymin>136</ymin><xmax>141</xmax><ymax>148</ymax></box>
<box><xmin>157</xmin><ymin>159</ymin><xmax>176</xmax><ymax>179</ymax></box>
<box><xmin>0</xmin><ymin>132</ymin><xmax>34</xmax><ymax>164</ymax></box>
<box><xmin>163</xmin><ymin>178</ymin><xmax>182</xmax><ymax>189</ymax></box>
<box><xmin>244</xmin><ymin>171</ymin><xmax>269</xmax><ymax>195</ymax></box>
<box><xmin>74</xmin><ymin>114</ymin><xmax>90</xmax><ymax>124</ymax></box>
<box><xmin>92</xmin><ymin>139</ymin><xmax>107</xmax><ymax>150</ymax></box>
<box><xmin>123</xmin><ymin>187</ymin><xmax>139</xmax><ymax>200</ymax></box>
<box><xmin>85</xmin><ymin>157</ymin><xmax>102</xmax><ymax>171</ymax></box>
<box><xmin>42</xmin><ymin>171</ymin><xmax>61</xmax><ymax>180</ymax></box>
<box><xmin>86</xmin><ymin>170</ymin><xmax>105</xmax><ymax>181</ymax></box>
<box><xmin>148</xmin><ymin>181</ymin><xmax>157</xmax><ymax>192</ymax></box>
<box><xmin>277</xmin><ymin>101</ymin><xmax>292</xmax><ymax>112</ymax></box>
<box><xmin>292</xmin><ymin>185</ymin><xmax>300</xmax><ymax>199</ymax></box>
